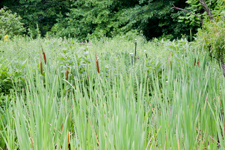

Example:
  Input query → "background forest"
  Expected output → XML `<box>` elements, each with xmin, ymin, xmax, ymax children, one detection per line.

<box><xmin>0</xmin><ymin>0</ymin><xmax>221</xmax><ymax>40</ymax></box>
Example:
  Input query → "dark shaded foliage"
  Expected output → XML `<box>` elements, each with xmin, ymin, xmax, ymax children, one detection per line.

<box><xmin>0</xmin><ymin>0</ymin><xmax>199</xmax><ymax>40</ymax></box>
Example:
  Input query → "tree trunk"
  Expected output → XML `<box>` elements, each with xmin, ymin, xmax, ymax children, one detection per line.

<box><xmin>198</xmin><ymin>0</ymin><xmax>214</xmax><ymax>20</ymax></box>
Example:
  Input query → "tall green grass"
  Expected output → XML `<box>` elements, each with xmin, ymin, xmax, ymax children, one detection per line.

<box><xmin>0</xmin><ymin>36</ymin><xmax>225</xmax><ymax>149</ymax></box>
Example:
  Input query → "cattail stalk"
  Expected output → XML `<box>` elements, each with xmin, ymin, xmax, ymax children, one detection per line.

<box><xmin>40</xmin><ymin>53</ymin><xmax>43</xmax><ymax>74</ymax></box>
<box><xmin>88</xmin><ymin>118</ymin><xmax>99</xmax><ymax>145</ymax></box>
<box><xmin>40</xmin><ymin>42</ymin><xmax>47</xmax><ymax>64</ymax></box>
<box><xmin>95</xmin><ymin>51</ymin><xmax>97</xmax><ymax>60</ymax></box>
<box><xmin>40</xmin><ymin>61</ymin><xmax>43</xmax><ymax>74</ymax></box>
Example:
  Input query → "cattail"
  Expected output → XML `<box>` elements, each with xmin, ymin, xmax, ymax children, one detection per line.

<box><xmin>40</xmin><ymin>42</ymin><xmax>47</xmax><ymax>64</ymax></box>
<box><xmin>95</xmin><ymin>51</ymin><xmax>99</xmax><ymax>73</ymax></box>
<box><xmin>170</xmin><ymin>61</ymin><xmax>172</xmax><ymax>70</ymax></box>
<box><xmin>40</xmin><ymin>61</ymin><xmax>43</xmax><ymax>74</ymax></box>
<box><xmin>194</xmin><ymin>58</ymin><xmax>199</xmax><ymax>67</ymax></box>
<box><xmin>96</xmin><ymin>60</ymin><xmax>100</xmax><ymax>73</ymax></box>
<box><xmin>40</xmin><ymin>53</ymin><xmax>43</xmax><ymax>74</ymax></box>
<box><xmin>66</xmin><ymin>63</ymin><xmax>69</xmax><ymax>80</ymax></box>
<box><xmin>66</xmin><ymin>69</ymin><xmax>69</xmax><ymax>80</ymax></box>
<box><xmin>43</xmin><ymin>52</ymin><xmax>47</xmax><ymax>64</ymax></box>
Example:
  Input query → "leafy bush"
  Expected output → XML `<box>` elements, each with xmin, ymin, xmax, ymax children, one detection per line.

<box><xmin>196</xmin><ymin>11</ymin><xmax>225</xmax><ymax>62</ymax></box>
<box><xmin>0</xmin><ymin>64</ymin><xmax>14</xmax><ymax>95</ymax></box>
<box><xmin>0</xmin><ymin>58</ymin><xmax>26</xmax><ymax>111</ymax></box>
<box><xmin>0</xmin><ymin>7</ymin><xmax>25</xmax><ymax>40</ymax></box>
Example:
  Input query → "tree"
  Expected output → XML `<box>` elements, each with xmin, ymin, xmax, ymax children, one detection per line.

<box><xmin>0</xmin><ymin>0</ymin><xmax>201</xmax><ymax>40</ymax></box>
<box><xmin>0</xmin><ymin>7</ymin><xmax>25</xmax><ymax>40</ymax></box>
<box><xmin>0</xmin><ymin>0</ymin><xmax>72</xmax><ymax>37</ymax></box>
<box><xmin>174</xmin><ymin>0</ymin><xmax>225</xmax><ymax>76</ymax></box>
<box><xmin>51</xmin><ymin>0</ymin><xmax>197</xmax><ymax>41</ymax></box>
<box><xmin>50</xmin><ymin>0</ymin><xmax>141</xmax><ymax>40</ymax></box>
<box><xmin>119</xmin><ymin>0</ymin><xmax>196</xmax><ymax>40</ymax></box>
<box><xmin>173</xmin><ymin>0</ymin><xmax>220</xmax><ymax>31</ymax></box>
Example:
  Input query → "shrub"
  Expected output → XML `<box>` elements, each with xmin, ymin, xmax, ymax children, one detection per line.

<box><xmin>196</xmin><ymin>11</ymin><xmax>225</xmax><ymax>62</ymax></box>
<box><xmin>0</xmin><ymin>7</ymin><xmax>25</xmax><ymax>40</ymax></box>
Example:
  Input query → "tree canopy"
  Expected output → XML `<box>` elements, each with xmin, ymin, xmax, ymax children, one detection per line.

<box><xmin>0</xmin><ymin>0</ymin><xmax>222</xmax><ymax>40</ymax></box>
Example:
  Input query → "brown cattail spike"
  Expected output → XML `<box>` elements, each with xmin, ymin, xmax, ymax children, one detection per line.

<box><xmin>96</xmin><ymin>60</ymin><xmax>100</xmax><ymax>73</ymax></box>
<box><xmin>194</xmin><ymin>58</ymin><xmax>199</xmax><ymax>67</ymax></box>
<box><xmin>95</xmin><ymin>52</ymin><xmax>100</xmax><ymax>73</ymax></box>
<box><xmin>43</xmin><ymin>52</ymin><xmax>47</xmax><ymax>64</ymax></box>
<box><xmin>66</xmin><ymin>69</ymin><xmax>69</xmax><ymax>80</ymax></box>
<box><xmin>40</xmin><ymin>42</ymin><xmax>47</xmax><ymax>64</ymax></box>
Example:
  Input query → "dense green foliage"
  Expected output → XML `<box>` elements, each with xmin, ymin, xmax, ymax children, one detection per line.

<box><xmin>178</xmin><ymin>0</ymin><xmax>224</xmax><ymax>26</ymax></box>
<box><xmin>0</xmin><ymin>0</ymin><xmax>200</xmax><ymax>40</ymax></box>
<box><xmin>0</xmin><ymin>7</ymin><xmax>25</xmax><ymax>40</ymax></box>
<box><xmin>49</xmin><ymin>0</ymin><xmax>199</xmax><ymax>40</ymax></box>
<box><xmin>1</xmin><ymin>0</ymin><xmax>224</xmax><ymax>40</ymax></box>
<box><xmin>0</xmin><ymin>0</ymin><xmax>72</xmax><ymax>37</ymax></box>
<box><xmin>196</xmin><ymin>13</ymin><xmax>225</xmax><ymax>60</ymax></box>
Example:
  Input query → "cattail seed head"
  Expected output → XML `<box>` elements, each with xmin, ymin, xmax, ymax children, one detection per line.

<box><xmin>95</xmin><ymin>51</ymin><xmax>99</xmax><ymax>73</ymax></box>
<box><xmin>43</xmin><ymin>52</ymin><xmax>47</xmax><ymax>64</ymax></box>
<box><xmin>40</xmin><ymin>42</ymin><xmax>47</xmax><ymax>64</ymax></box>
<box><xmin>96</xmin><ymin>60</ymin><xmax>100</xmax><ymax>73</ymax></box>
<box><xmin>194</xmin><ymin>58</ymin><xmax>199</xmax><ymax>67</ymax></box>
<box><xmin>66</xmin><ymin>69</ymin><xmax>69</xmax><ymax>80</ymax></box>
